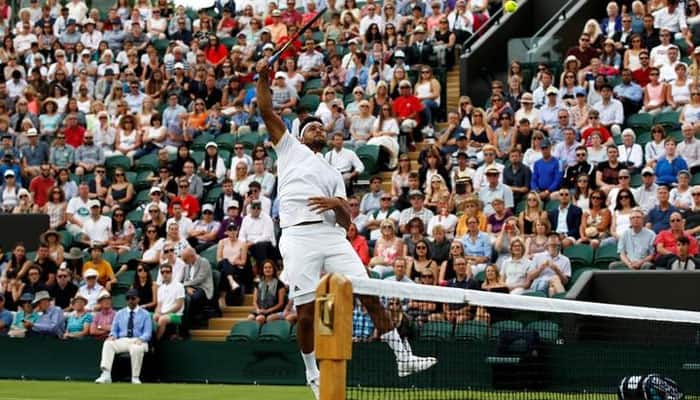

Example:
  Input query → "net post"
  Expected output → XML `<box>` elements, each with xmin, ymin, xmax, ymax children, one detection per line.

<box><xmin>315</xmin><ymin>273</ymin><xmax>353</xmax><ymax>400</ymax></box>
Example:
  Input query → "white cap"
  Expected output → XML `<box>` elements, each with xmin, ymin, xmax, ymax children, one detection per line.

<box><xmin>149</xmin><ymin>186</ymin><xmax>162</xmax><ymax>194</ymax></box>
<box><xmin>274</xmin><ymin>72</ymin><xmax>286</xmax><ymax>79</ymax></box>
<box><xmin>263</xmin><ymin>43</ymin><xmax>275</xmax><ymax>51</ymax></box>
<box><xmin>394</xmin><ymin>50</ymin><xmax>406</xmax><ymax>58</ymax></box>
<box><xmin>97</xmin><ymin>290</ymin><xmax>112</xmax><ymax>300</ymax></box>
<box><xmin>205</xmin><ymin>141</ymin><xmax>218</xmax><ymax>149</ymax></box>
<box><xmin>83</xmin><ymin>268</ymin><xmax>98</xmax><ymax>278</ymax></box>
<box><xmin>202</xmin><ymin>204</ymin><xmax>215</xmax><ymax>213</ymax></box>
<box><xmin>81</xmin><ymin>49</ymin><xmax>91</xmax><ymax>56</ymax></box>
<box><xmin>3</xmin><ymin>169</ymin><xmax>14</xmax><ymax>177</ymax></box>
<box><xmin>174</xmin><ymin>62</ymin><xmax>185</xmax><ymax>70</ymax></box>
<box><xmin>227</xmin><ymin>200</ymin><xmax>240</xmax><ymax>209</ymax></box>
<box><xmin>26</xmin><ymin>128</ymin><xmax>38</xmax><ymax>136</ymax></box>
<box><xmin>87</xmin><ymin>199</ymin><xmax>101</xmax><ymax>208</ymax></box>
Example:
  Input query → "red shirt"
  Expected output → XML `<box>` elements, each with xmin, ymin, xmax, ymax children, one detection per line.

<box><xmin>281</xmin><ymin>9</ymin><xmax>303</xmax><ymax>27</ymax></box>
<box><xmin>205</xmin><ymin>44</ymin><xmax>229</xmax><ymax>65</ymax></box>
<box><xmin>29</xmin><ymin>175</ymin><xmax>55</xmax><ymax>207</ymax></box>
<box><xmin>581</xmin><ymin>125</ymin><xmax>612</xmax><ymax>146</ymax></box>
<box><xmin>632</xmin><ymin>67</ymin><xmax>651</xmax><ymax>87</ymax></box>
<box><xmin>654</xmin><ymin>230</ymin><xmax>699</xmax><ymax>258</ymax></box>
<box><xmin>350</xmin><ymin>235</ymin><xmax>370</xmax><ymax>265</ymax></box>
<box><xmin>64</xmin><ymin>125</ymin><xmax>86</xmax><ymax>148</ymax></box>
<box><xmin>169</xmin><ymin>194</ymin><xmax>200</xmax><ymax>219</ymax></box>
<box><xmin>393</xmin><ymin>95</ymin><xmax>424</xmax><ymax>124</ymax></box>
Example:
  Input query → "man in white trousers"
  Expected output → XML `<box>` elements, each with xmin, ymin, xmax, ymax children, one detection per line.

<box><xmin>95</xmin><ymin>288</ymin><xmax>152</xmax><ymax>384</ymax></box>
<box><xmin>255</xmin><ymin>59</ymin><xmax>436</xmax><ymax>400</ymax></box>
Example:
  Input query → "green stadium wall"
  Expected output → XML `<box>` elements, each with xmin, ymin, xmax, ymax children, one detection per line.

<box><xmin>2</xmin><ymin>337</ymin><xmax>698</xmax><ymax>394</ymax></box>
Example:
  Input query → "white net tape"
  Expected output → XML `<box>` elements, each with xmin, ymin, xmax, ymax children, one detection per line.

<box><xmin>348</xmin><ymin>277</ymin><xmax>700</xmax><ymax>325</ymax></box>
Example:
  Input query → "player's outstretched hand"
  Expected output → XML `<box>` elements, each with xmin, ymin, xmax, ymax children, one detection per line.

<box><xmin>308</xmin><ymin>196</ymin><xmax>340</xmax><ymax>214</ymax></box>
<box><xmin>255</xmin><ymin>59</ymin><xmax>269</xmax><ymax>76</ymax></box>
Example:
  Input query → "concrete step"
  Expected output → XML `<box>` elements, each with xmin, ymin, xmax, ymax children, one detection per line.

<box><xmin>379</xmin><ymin>171</ymin><xmax>393</xmax><ymax>180</ymax></box>
<box><xmin>208</xmin><ymin>317</ymin><xmax>248</xmax><ymax>330</ymax></box>
<box><xmin>190</xmin><ymin>329</ymin><xmax>228</xmax><ymax>342</ymax></box>
<box><xmin>381</xmin><ymin>182</ymin><xmax>392</xmax><ymax>193</ymax></box>
<box><xmin>409</xmin><ymin>151</ymin><xmax>419</xmax><ymax>160</ymax></box>
<box><xmin>221</xmin><ymin>305</ymin><xmax>252</xmax><ymax>318</ymax></box>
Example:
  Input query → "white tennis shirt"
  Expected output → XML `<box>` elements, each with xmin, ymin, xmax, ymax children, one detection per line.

<box><xmin>274</xmin><ymin>132</ymin><xmax>346</xmax><ymax>228</ymax></box>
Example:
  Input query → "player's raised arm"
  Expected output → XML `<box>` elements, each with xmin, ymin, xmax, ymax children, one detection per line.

<box><xmin>255</xmin><ymin>60</ymin><xmax>287</xmax><ymax>145</ymax></box>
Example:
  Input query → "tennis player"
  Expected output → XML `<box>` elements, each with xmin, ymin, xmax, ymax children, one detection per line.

<box><xmin>255</xmin><ymin>60</ymin><xmax>436</xmax><ymax>399</ymax></box>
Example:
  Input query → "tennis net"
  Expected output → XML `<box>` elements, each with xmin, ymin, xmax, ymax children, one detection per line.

<box><xmin>343</xmin><ymin>277</ymin><xmax>700</xmax><ymax>400</ymax></box>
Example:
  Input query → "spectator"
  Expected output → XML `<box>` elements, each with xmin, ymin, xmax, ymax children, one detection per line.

<box><xmin>677</xmin><ymin>123</ymin><xmax>700</xmax><ymax>174</ymax></box>
<box><xmin>8</xmin><ymin>293</ymin><xmax>37</xmax><ymax>338</ymax></box>
<box><xmin>216</xmin><ymin>223</ymin><xmax>249</xmax><ymax>308</ymax></box>
<box><xmin>478</xmin><ymin>165</ymin><xmax>514</xmax><ymax>216</ymax></box>
<box><xmin>28</xmin><ymin>290</ymin><xmax>65</xmax><ymax>337</ymax></box>
<box><xmin>83</xmin><ymin>244</ymin><xmax>116</xmax><ymax>291</ymax></box>
<box><xmin>360</xmin><ymin>176</ymin><xmax>384</xmax><ymax>215</ymax></box>
<box><xmin>655</xmin><ymin>138</ymin><xmax>688</xmax><ymax>185</ymax></box>
<box><xmin>433</xmin><ymin>256</ymin><xmax>479</xmax><ymax>323</ymax></box>
<box><xmin>648</xmin><ymin>185</ymin><xmax>679</xmax><ymax>232</ymax></box>
<box><xmin>460</xmin><ymin>215</ymin><xmax>491</xmax><ymax>275</ymax></box>
<box><xmin>369</xmin><ymin>219</ymin><xmax>404</xmax><ymax>277</ymax></box>
<box><xmin>247</xmin><ymin>259</ymin><xmax>286</xmax><ymax>325</ymax></box>
<box><xmin>95</xmin><ymin>288</ymin><xmax>152</xmax><ymax>385</ymax></box>
<box><xmin>527</xmin><ymin>234</ymin><xmax>571</xmax><ymax>297</ymax></box>
<box><xmin>578</xmin><ymin>189</ymin><xmax>612</xmax><ymax>249</ymax></box>
<box><xmin>50</xmin><ymin>267</ymin><xmax>78</xmax><ymax>310</ymax></box>
<box><xmin>347</xmin><ymin>223</ymin><xmax>370</xmax><ymax>266</ymax></box>
<box><xmin>500</xmin><ymin>237</ymin><xmax>532</xmax><ymax>295</ymax></box>
<box><xmin>634</xmin><ymin>167</ymin><xmax>659</xmax><ymax>213</ymax></box>
<box><xmin>153</xmin><ymin>263</ymin><xmax>185</xmax><ymax>340</ymax></box>
<box><xmin>595</xmin><ymin>145</ymin><xmax>624</xmax><ymax>194</ymax></box>
<box><xmin>0</xmin><ymin>294</ymin><xmax>11</xmax><ymax>336</ymax></box>
<box><xmin>181</xmin><ymin>247</ymin><xmax>214</xmax><ymax>319</ymax></box>
<box><xmin>655</xmin><ymin>212</ymin><xmax>699</xmax><ymax>268</ymax></box>
<box><xmin>548</xmin><ymin>187</ymin><xmax>583</xmax><ymax>248</ymax></box>
<box><xmin>503</xmin><ymin>148</ymin><xmax>531</xmax><ymax>204</ymax></box>
<box><xmin>63</xmin><ymin>292</ymin><xmax>92</xmax><ymax>339</ymax></box>
<box><xmin>187</xmin><ymin>204</ymin><xmax>220</xmax><ymax>252</ymax></box>
<box><xmin>610</xmin><ymin>208</ymin><xmax>655</xmax><ymax>270</ymax></box>
<box><xmin>398</xmin><ymin>190</ymin><xmax>434</xmax><ymax>234</ymax></box>
<box><xmin>530</xmin><ymin>138</ymin><xmax>562</xmax><ymax>200</ymax></box>
<box><xmin>89</xmin><ymin>290</ymin><xmax>115</xmax><ymax>339</ymax></box>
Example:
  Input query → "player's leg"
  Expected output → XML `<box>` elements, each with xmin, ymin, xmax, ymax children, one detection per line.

<box><xmin>322</xmin><ymin>226</ymin><xmax>437</xmax><ymax>377</ymax></box>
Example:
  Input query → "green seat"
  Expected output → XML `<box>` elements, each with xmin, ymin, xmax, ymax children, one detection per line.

<box><xmin>134</xmin><ymin>154</ymin><xmax>159</xmax><ymax>172</ymax></box>
<box><xmin>654</xmin><ymin>111</ymin><xmax>680</xmax><ymax>130</ymax></box>
<box><xmin>221</xmin><ymin>36</ymin><xmax>237</xmax><ymax>50</ymax></box>
<box><xmin>219</xmin><ymin>150</ymin><xmax>232</xmax><ymax>169</ymax></box>
<box><xmin>258</xmin><ymin>320</ymin><xmax>292</xmax><ymax>342</ymax></box>
<box><xmin>59</xmin><ymin>231</ymin><xmax>73</xmax><ymax>249</ymax></box>
<box><xmin>227</xmin><ymin>321</ymin><xmax>260</xmax><ymax>342</ymax></box>
<box><xmin>133</xmin><ymin>189</ymin><xmax>151</xmax><ymax>206</ymax></box>
<box><xmin>303</xmin><ymin>78</ymin><xmax>323</xmax><ymax>93</ymax></box>
<box><xmin>630</xmin><ymin>174</ymin><xmax>642</xmax><ymax>188</ymax></box>
<box><xmin>692</xmin><ymin>174</ymin><xmax>700</xmax><ymax>186</ymax></box>
<box><xmin>215</xmin><ymin>134</ymin><xmax>237</xmax><ymax>151</ymax></box>
<box><xmin>105</xmin><ymin>155</ymin><xmax>132</xmax><ymax>171</ymax></box>
<box><xmin>191</xmin><ymin>150</ymin><xmax>205</xmax><ymax>166</ymax></box>
<box><xmin>192</xmin><ymin>133</ymin><xmax>216</xmax><ymax>151</ymax></box>
<box><xmin>474</xmin><ymin>270</ymin><xmax>485</xmax><ymax>282</ymax></box>
<box><xmin>544</xmin><ymin>199</ymin><xmax>560</xmax><ymax>212</ymax></box>
<box><xmin>635</xmin><ymin>131</ymin><xmax>651</xmax><ymax>146</ymax></box>
<box><xmin>526</xmin><ymin>320</ymin><xmax>560</xmax><ymax>343</ymax></box>
<box><xmin>204</xmin><ymin>186</ymin><xmax>223</xmax><ymax>204</ymax></box>
<box><xmin>355</xmin><ymin>145</ymin><xmax>381</xmax><ymax>176</ymax></box>
<box><xmin>134</xmin><ymin>171</ymin><xmax>154</xmax><ymax>191</ymax></box>
<box><xmin>515</xmin><ymin>199</ymin><xmax>526</xmax><ymax>214</ymax></box>
<box><xmin>289</xmin><ymin>323</ymin><xmax>297</xmax><ymax>341</ymax></box>
<box><xmin>454</xmin><ymin>320</ymin><xmax>488</xmax><ymax>341</ymax></box>
<box><xmin>489</xmin><ymin>320</ymin><xmax>524</xmax><ymax>340</ymax></box>
<box><xmin>419</xmin><ymin>321</ymin><xmax>453</xmax><ymax>342</ymax></box>
<box><xmin>112</xmin><ymin>293</ymin><xmax>127</xmax><ymax>309</ymax></box>
<box><xmin>626</xmin><ymin>113</ymin><xmax>654</xmax><ymax>132</ymax></box>
<box><xmin>563</xmin><ymin>244</ymin><xmax>594</xmax><ymax>270</ymax></box>
<box><xmin>237</xmin><ymin>133</ymin><xmax>260</xmax><ymax>150</ymax></box>
<box><xmin>594</xmin><ymin>243</ymin><xmax>619</xmax><ymax>268</ymax></box>
<box><xmin>101</xmin><ymin>251</ymin><xmax>118</xmax><ymax>268</ymax></box>
<box><xmin>522</xmin><ymin>291</ymin><xmax>547</xmax><ymax>297</ymax></box>
<box><xmin>117</xmin><ymin>270</ymin><xmax>135</xmax><ymax>286</ymax></box>
<box><xmin>200</xmin><ymin>245</ymin><xmax>218</xmax><ymax>269</ymax></box>
<box><xmin>153</xmin><ymin>38</ymin><xmax>171</xmax><ymax>57</ymax></box>
<box><xmin>566</xmin><ymin>267</ymin><xmax>594</xmax><ymax>290</ymax></box>
<box><xmin>299</xmin><ymin>94</ymin><xmax>320</xmax><ymax>111</ymax></box>
<box><xmin>669</xmin><ymin>130</ymin><xmax>683</xmax><ymax>143</ymax></box>
<box><xmin>118</xmin><ymin>249</ymin><xmax>142</xmax><ymax>265</ymax></box>
<box><xmin>126</xmin><ymin>208</ymin><xmax>143</xmax><ymax>227</ymax></box>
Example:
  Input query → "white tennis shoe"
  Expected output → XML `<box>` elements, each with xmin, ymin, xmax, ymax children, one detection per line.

<box><xmin>397</xmin><ymin>355</ymin><xmax>438</xmax><ymax>377</ymax></box>
<box><xmin>94</xmin><ymin>372</ymin><xmax>112</xmax><ymax>384</ymax></box>
<box><xmin>307</xmin><ymin>372</ymin><xmax>320</xmax><ymax>400</ymax></box>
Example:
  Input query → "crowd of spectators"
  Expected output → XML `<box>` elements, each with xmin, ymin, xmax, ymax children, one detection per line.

<box><xmin>0</xmin><ymin>0</ymin><xmax>698</xmax><ymax>350</ymax></box>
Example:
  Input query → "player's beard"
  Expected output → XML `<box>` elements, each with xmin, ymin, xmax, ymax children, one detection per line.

<box><xmin>308</xmin><ymin>137</ymin><xmax>326</xmax><ymax>152</ymax></box>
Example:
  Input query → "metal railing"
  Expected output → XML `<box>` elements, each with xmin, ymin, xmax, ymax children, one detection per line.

<box><xmin>461</xmin><ymin>5</ymin><xmax>507</xmax><ymax>54</ymax></box>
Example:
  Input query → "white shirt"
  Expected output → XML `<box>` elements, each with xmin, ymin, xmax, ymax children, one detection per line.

<box><xmin>239</xmin><ymin>213</ymin><xmax>276</xmax><ymax>245</ymax></box>
<box><xmin>82</xmin><ymin>215</ymin><xmax>112</xmax><ymax>243</ymax></box>
<box><xmin>654</xmin><ymin>6</ymin><xmax>687</xmax><ymax>33</ymax></box>
<box><xmin>67</xmin><ymin>196</ymin><xmax>91</xmax><ymax>225</ymax></box>
<box><xmin>274</xmin><ymin>132</ymin><xmax>346</xmax><ymax>228</ymax></box>
<box><xmin>617</xmin><ymin>144</ymin><xmax>644</xmax><ymax>169</ymax></box>
<box><xmin>530</xmin><ymin>252</ymin><xmax>572</xmax><ymax>281</ymax></box>
<box><xmin>167</xmin><ymin>216</ymin><xmax>193</xmax><ymax>239</ymax></box>
<box><xmin>555</xmin><ymin>205</ymin><xmax>569</xmax><ymax>235</ymax></box>
<box><xmin>359</xmin><ymin>14</ymin><xmax>384</xmax><ymax>35</ymax></box>
<box><xmin>244</xmin><ymin>196</ymin><xmax>272</xmax><ymax>217</ymax></box>
<box><xmin>80</xmin><ymin>30</ymin><xmax>103</xmax><ymax>51</ymax></box>
<box><xmin>66</xmin><ymin>1</ymin><xmax>88</xmax><ymax>23</ymax></box>
<box><xmin>158</xmin><ymin>257</ymin><xmax>186</xmax><ymax>284</ymax></box>
<box><xmin>78</xmin><ymin>282</ymin><xmax>104</xmax><ymax>311</ymax></box>
<box><xmin>660</xmin><ymin>61</ymin><xmax>685</xmax><ymax>83</ymax></box>
<box><xmin>324</xmin><ymin>148</ymin><xmax>365</xmax><ymax>175</ymax></box>
<box><xmin>157</xmin><ymin>280</ymin><xmax>185</xmax><ymax>315</ymax></box>
<box><xmin>472</xmin><ymin>162</ymin><xmax>504</xmax><ymax>191</ymax></box>
<box><xmin>650</xmin><ymin>43</ymin><xmax>673</xmax><ymax>68</ymax></box>
<box><xmin>427</xmin><ymin>213</ymin><xmax>458</xmax><ymax>239</ymax></box>
<box><xmin>593</xmin><ymin>99</ymin><xmax>624</xmax><ymax>126</ymax></box>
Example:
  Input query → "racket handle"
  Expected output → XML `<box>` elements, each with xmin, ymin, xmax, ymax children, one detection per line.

<box><xmin>267</xmin><ymin>53</ymin><xmax>282</xmax><ymax>67</ymax></box>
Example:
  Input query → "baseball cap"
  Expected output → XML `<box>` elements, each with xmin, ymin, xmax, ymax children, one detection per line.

<box><xmin>394</xmin><ymin>50</ymin><xmax>405</xmax><ymax>59</ymax></box>
<box><xmin>540</xmin><ymin>137</ymin><xmax>551</xmax><ymax>148</ymax></box>
<box><xmin>174</xmin><ymin>62</ymin><xmax>185</xmax><ymax>70</ymax></box>
<box><xmin>485</xmin><ymin>165</ymin><xmax>500</xmax><ymax>175</ymax></box>
<box><xmin>149</xmin><ymin>186</ymin><xmax>162</xmax><ymax>194</ymax></box>
<box><xmin>409</xmin><ymin>190</ymin><xmax>425</xmax><ymax>198</ymax></box>
<box><xmin>642</xmin><ymin>167</ymin><xmax>655</xmax><ymax>175</ymax></box>
<box><xmin>88</xmin><ymin>199</ymin><xmax>101</xmax><ymax>208</ymax></box>
<box><xmin>3</xmin><ymin>169</ymin><xmax>15</xmax><ymax>177</ymax></box>
<box><xmin>546</xmin><ymin>86</ymin><xmax>559</xmax><ymax>96</ymax></box>
<box><xmin>205</xmin><ymin>141</ymin><xmax>218</xmax><ymax>149</ymax></box>
<box><xmin>83</xmin><ymin>268</ymin><xmax>99</xmax><ymax>278</ymax></box>
<box><xmin>26</xmin><ymin>128</ymin><xmax>38</xmax><ymax>137</ymax></box>
<box><xmin>271</xmin><ymin>9</ymin><xmax>281</xmax><ymax>16</ymax></box>
<box><xmin>202</xmin><ymin>204</ymin><xmax>215</xmax><ymax>213</ymax></box>
<box><xmin>263</xmin><ymin>43</ymin><xmax>275</xmax><ymax>51</ymax></box>
<box><xmin>227</xmin><ymin>200</ymin><xmax>240</xmax><ymax>209</ymax></box>
<box><xmin>275</xmin><ymin>71</ymin><xmax>286</xmax><ymax>79</ymax></box>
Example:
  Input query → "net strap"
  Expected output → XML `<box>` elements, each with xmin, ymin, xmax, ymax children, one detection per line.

<box><xmin>348</xmin><ymin>277</ymin><xmax>700</xmax><ymax>325</ymax></box>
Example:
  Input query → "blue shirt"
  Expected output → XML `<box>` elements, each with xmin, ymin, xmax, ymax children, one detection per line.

<box><xmin>66</xmin><ymin>311</ymin><xmax>93</xmax><ymax>334</ymax></box>
<box><xmin>614</xmin><ymin>82</ymin><xmax>643</xmax><ymax>103</ymax></box>
<box><xmin>461</xmin><ymin>231</ymin><xmax>492</xmax><ymax>260</ymax></box>
<box><xmin>0</xmin><ymin>309</ymin><xmax>12</xmax><ymax>336</ymax></box>
<box><xmin>531</xmin><ymin>156</ymin><xmax>562</xmax><ymax>192</ymax></box>
<box><xmin>32</xmin><ymin>305</ymin><xmax>65</xmax><ymax>337</ymax></box>
<box><xmin>655</xmin><ymin>156</ymin><xmax>688</xmax><ymax>185</ymax></box>
<box><xmin>648</xmin><ymin>205</ymin><xmax>678</xmax><ymax>232</ymax></box>
<box><xmin>110</xmin><ymin>306</ymin><xmax>152</xmax><ymax>342</ymax></box>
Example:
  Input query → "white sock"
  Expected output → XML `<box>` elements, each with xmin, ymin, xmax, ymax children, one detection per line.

<box><xmin>301</xmin><ymin>351</ymin><xmax>320</xmax><ymax>380</ymax></box>
<box><xmin>381</xmin><ymin>329</ymin><xmax>410</xmax><ymax>362</ymax></box>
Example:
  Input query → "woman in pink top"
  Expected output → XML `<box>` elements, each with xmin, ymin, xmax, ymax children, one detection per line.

<box><xmin>216</xmin><ymin>224</ymin><xmax>249</xmax><ymax>309</ymax></box>
<box><xmin>641</xmin><ymin>67</ymin><xmax>669</xmax><ymax>115</ymax></box>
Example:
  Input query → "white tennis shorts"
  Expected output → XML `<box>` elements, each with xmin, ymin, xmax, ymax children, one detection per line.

<box><xmin>279</xmin><ymin>223</ymin><xmax>367</xmax><ymax>305</ymax></box>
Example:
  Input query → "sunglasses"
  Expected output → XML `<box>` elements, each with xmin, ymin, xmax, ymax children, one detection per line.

<box><xmin>160</xmin><ymin>270</ymin><xmax>171</xmax><ymax>274</ymax></box>
<box><xmin>670</xmin><ymin>218</ymin><xmax>682</xmax><ymax>222</ymax></box>
<box><xmin>147</xmin><ymin>229</ymin><xmax>157</xmax><ymax>233</ymax></box>
<box><xmin>163</xmin><ymin>248</ymin><xmax>174</xmax><ymax>253</ymax></box>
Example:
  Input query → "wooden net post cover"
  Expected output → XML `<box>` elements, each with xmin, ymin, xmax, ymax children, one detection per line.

<box><xmin>315</xmin><ymin>273</ymin><xmax>353</xmax><ymax>400</ymax></box>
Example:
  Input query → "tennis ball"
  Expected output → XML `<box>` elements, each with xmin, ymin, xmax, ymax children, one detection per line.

<box><xmin>504</xmin><ymin>0</ymin><xmax>518</xmax><ymax>13</ymax></box>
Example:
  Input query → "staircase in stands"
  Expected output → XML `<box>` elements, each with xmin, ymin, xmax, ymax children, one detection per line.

<box><xmin>190</xmin><ymin>294</ymin><xmax>254</xmax><ymax>342</ymax></box>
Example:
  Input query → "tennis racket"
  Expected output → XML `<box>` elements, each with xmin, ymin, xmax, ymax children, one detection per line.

<box><xmin>267</xmin><ymin>7</ymin><xmax>328</xmax><ymax>66</ymax></box>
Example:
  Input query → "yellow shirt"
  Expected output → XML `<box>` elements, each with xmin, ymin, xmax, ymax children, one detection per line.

<box><xmin>83</xmin><ymin>260</ymin><xmax>115</xmax><ymax>287</ymax></box>
<box><xmin>455</xmin><ymin>212</ymin><xmax>487</xmax><ymax>237</ymax></box>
